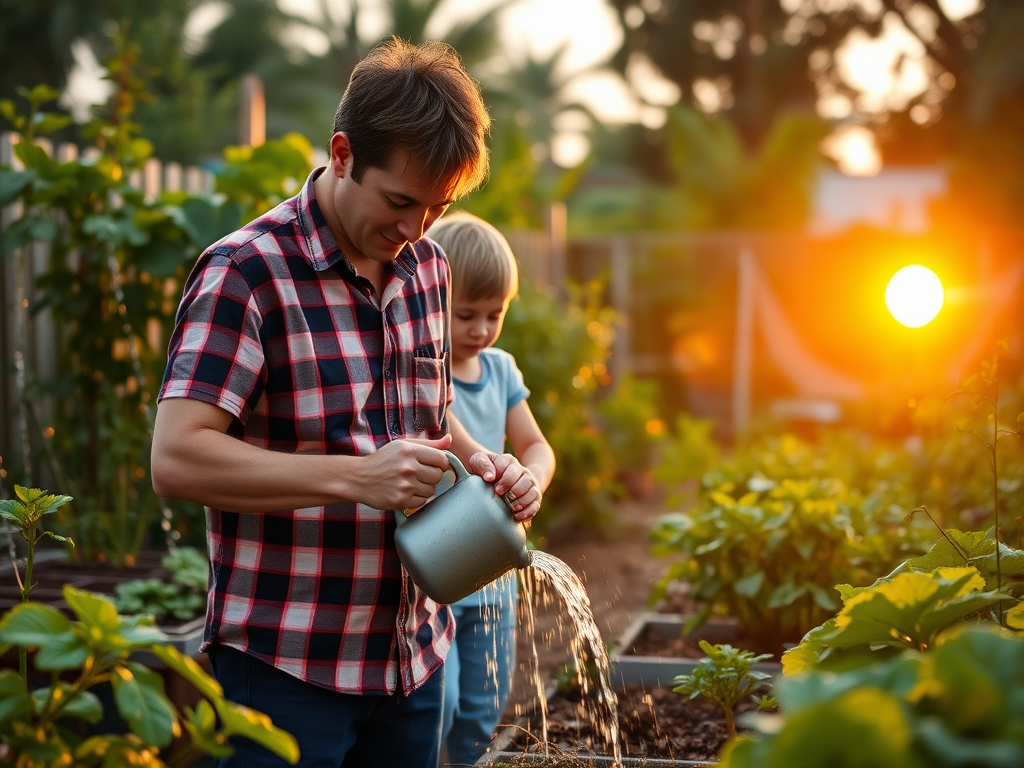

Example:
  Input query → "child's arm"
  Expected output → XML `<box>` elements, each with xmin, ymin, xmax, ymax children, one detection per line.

<box><xmin>505</xmin><ymin>400</ymin><xmax>556</xmax><ymax>498</ymax></box>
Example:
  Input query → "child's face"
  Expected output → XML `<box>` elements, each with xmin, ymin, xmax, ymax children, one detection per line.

<box><xmin>450</xmin><ymin>293</ymin><xmax>510</xmax><ymax>363</ymax></box>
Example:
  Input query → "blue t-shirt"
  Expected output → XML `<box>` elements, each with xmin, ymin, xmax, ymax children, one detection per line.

<box><xmin>449</xmin><ymin>348</ymin><xmax>529</xmax><ymax>607</ymax></box>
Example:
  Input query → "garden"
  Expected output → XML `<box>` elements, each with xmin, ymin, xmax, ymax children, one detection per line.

<box><xmin>3</xmin><ymin>2</ymin><xmax>1024</xmax><ymax>767</ymax></box>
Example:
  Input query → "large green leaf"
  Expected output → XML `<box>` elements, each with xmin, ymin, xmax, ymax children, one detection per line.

<box><xmin>180</xmin><ymin>700</ymin><xmax>235</xmax><ymax>758</ymax></box>
<box><xmin>0</xmin><ymin>168</ymin><xmax>33</xmax><ymax>205</ymax></box>
<box><xmin>767</xmin><ymin>581</ymin><xmax>808</xmax><ymax>609</ymax></box>
<box><xmin>149</xmin><ymin>644</ymin><xmax>223</xmax><ymax>701</ymax></box>
<box><xmin>175</xmin><ymin>197</ymin><xmax>243</xmax><ymax>249</ymax></box>
<box><xmin>0</xmin><ymin>602</ymin><xmax>72</xmax><ymax>647</ymax></box>
<box><xmin>214</xmin><ymin>699</ymin><xmax>300</xmax><ymax>764</ymax></box>
<box><xmin>64</xmin><ymin>586</ymin><xmax>120</xmax><ymax>637</ymax></box>
<box><xmin>760</xmin><ymin>688</ymin><xmax>922</xmax><ymax>768</ymax></box>
<box><xmin>111</xmin><ymin>661</ymin><xmax>176</xmax><ymax>748</ymax></box>
<box><xmin>33</xmin><ymin>628</ymin><xmax>90</xmax><ymax>670</ymax></box>
<box><xmin>48</xmin><ymin>684</ymin><xmax>103</xmax><ymax>724</ymax></box>
<box><xmin>0</xmin><ymin>670</ymin><xmax>31</xmax><ymax>723</ymax></box>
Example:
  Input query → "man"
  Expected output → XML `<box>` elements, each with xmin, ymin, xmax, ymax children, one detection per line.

<box><xmin>151</xmin><ymin>38</ymin><xmax>541</xmax><ymax>767</ymax></box>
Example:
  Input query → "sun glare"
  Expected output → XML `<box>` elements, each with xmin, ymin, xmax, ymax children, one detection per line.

<box><xmin>885</xmin><ymin>265</ymin><xmax>944</xmax><ymax>328</ymax></box>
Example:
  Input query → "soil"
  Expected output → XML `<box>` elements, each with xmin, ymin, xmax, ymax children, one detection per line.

<box><xmin>508</xmin><ymin>682</ymin><xmax>756</xmax><ymax>764</ymax></box>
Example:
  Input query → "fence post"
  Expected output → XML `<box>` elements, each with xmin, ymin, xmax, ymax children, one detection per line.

<box><xmin>546</xmin><ymin>202</ymin><xmax>566</xmax><ymax>292</ymax></box>
<box><xmin>732</xmin><ymin>246</ymin><xmax>756</xmax><ymax>437</ymax></box>
<box><xmin>239</xmin><ymin>73</ymin><xmax>265</xmax><ymax>147</ymax></box>
<box><xmin>610</xmin><ymin>236</ymin><xmax>631</xmax><ymax>385</ymax></box>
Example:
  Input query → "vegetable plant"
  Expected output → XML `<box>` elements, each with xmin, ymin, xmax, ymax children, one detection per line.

<box><xmin>113</xmin><ymin>545</ymin><xmax>208</xmax><ymax>623</ymax></box>
<box><xmin>0</xmin><ymin>584</ymin><xmax>299</xmax><ymax>766</ymax></box>
<box><xmin>781</xmin><ymin>565</ymin><xmax>1017</xmax><ymax>675</ymax></box>
<box><xmin>650</xmin><ymin>474</ymin><xmax>928</xmax><ymax>652</ymax></box>
<box><xmin>672</xmin><ymin>640</ymin><xmax>776</xmax><ymax>739</ymax></box>
<box><xmin>0</xmin><ymin>485</ymin><xmax>73</xmax><ymax>677</ymax></box>
<box><xmin>722</xmin><ymin>627</ymin><xmax>1024</xmax><ymax>768</ymax></box>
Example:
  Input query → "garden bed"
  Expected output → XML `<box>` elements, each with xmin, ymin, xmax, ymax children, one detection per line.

<box><xmin>611</xmin><ymin>613</ymin><xmax>781</xmax><ymax>687</ymax></box>
<box><xmin>0</xmin><ymin>549</ymin><xmax>206</xmax><ymax>656</ymax></box>
<box><xmin>478</xmin><ymin>679</ymin><xmax>763</xmax><ymax>766</ymax></box>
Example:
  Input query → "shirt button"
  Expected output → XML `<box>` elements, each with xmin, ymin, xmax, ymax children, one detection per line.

<box><xmin>390</xmin><ymin>420</ymin><xmax>400</xmax><ymax>433</ymax></box>
<box><xmin>384</xmin><ymin>368</ymin><xmax>392</xmax><ymax>379</ymax></box>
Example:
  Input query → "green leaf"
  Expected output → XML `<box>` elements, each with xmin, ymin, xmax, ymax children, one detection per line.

<box><xmin>214</xmin><ymin>698</ymin><xmax>300</xmax><ymax>764</ymax></box>
<box><xmin>0</xmin><ymin>602</ymin><xmax>73</xmax><ymax>647</ymax></box>
<box><xmin>64</xmin><ymin>586</ymin><xmax>120</xmax><ymax>636</ymax></box>
<box><xmin>33</xmin><ymin>113</ymin><xmax>74</xmax><ymax>135</ymax></box>
<box><xmin>181</xmin><ymin>700</ymin><xmax>235</xmax><ymax>758</ymax></box>
<box><xmin>175</xmin><ymin>197</ymin><xmax>243</xmax><ymax>251</ymax></box>
<box><xmin>27</xmin><ymin>214</ymin><xmax>57</xmax><ymax>242</ymax></box>
<box><xmin>34</xmin><ymin>628</ymin><xmax>90</xmax><ymax>670</ymax></box>
<box><xmin>767</xmin><ymin>581</ymin><xmax>808</xmax><ymax>609</ymax></box>
<box><xmin>0</xmin><ymin>168</ymin><xmax>33</xmax><ymax>205</ymax></box>
<box><xmin>50</xmin><ymin>684</ymin><xmax>104</xmax><ymax>724</ymax></box>
<box><xmin>111</xmin><ymin>662</ymin><xmax>176</xmax><ymax>748</ymax></box>
<box><xmin>13</xmin><ymin>141</ymin><xmax>53</xmax><ymax>173</ymax></box>
<box><xmin>734</xmin><ymin>570</ymin><xmax>765</xmax><ymax>598</ymax></box>
<box><xmin>0</xmin><ymin>670</ymin><xmax>31</xmax><ymax>723</ymax></box>
<box><xmin>149</xmin><ymin>644</ymin><xmax>223</xmax><ymax>701</ymax></box>
<box><xmin>762</xmin><ymin>687</ymin><xmax>921</xmax><ymax>768</ymax></box>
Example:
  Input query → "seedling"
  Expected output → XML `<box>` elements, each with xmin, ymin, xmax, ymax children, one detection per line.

<box><xmin>673</xmin><ymin>640</ymin><xmax>775</xmax><ymax>738</ymax></box>
<box><xmin>0</xmin><ymin>485</ymin><xmax>73</xmax><ymax>676</ymax></box>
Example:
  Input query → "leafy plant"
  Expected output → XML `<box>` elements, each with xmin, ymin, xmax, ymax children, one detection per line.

<box><xmin>113</xmin><ymin>546</ymin><xmax>208</xmax><ymax>623</ymax></box>
<box><xmin>722</xmin><ymin>628</ymin><xmax>1024</xmax><ymax>768</ymax></box>
<box><xmin>215</xmin><ymin>132</ymin><xmax>314</xmax><ymax>222</ymax></box>
<box><xmin>497</xmin><ymin>280</ymin><xmax>621</xmax><ymax>534</ymax></box>
<box><xmin>782</xmin><ymin>566</ymin><xmax>1016</xmax><ymax>675</ymax></box>
<box><xmin>672</xmin><ymin>640</ymin><xmax>775</xmax><ymax>739</ymax></box>
<box><xmin>0</xmin><ymin>584</ymin><xmax>299</xmax><ymax>766</ymax></box>
<box><xmin>595</xmin><ymin>374</ymin><xmax>666</xmax><ymax>476</ymax></box>
<box><xmin>650</xmin><ymin>475</ymin><xmax>926</xmax><ymax>652</ymax></box>
<box><xmin>0</xmin><ymin>39</ymin><xmax>240</xmax><ymax>564</ymax></box>
<box><xmin>0</xmin><ymin>485</ymin><xmax>74</xmax><ymax>678</ymax></box>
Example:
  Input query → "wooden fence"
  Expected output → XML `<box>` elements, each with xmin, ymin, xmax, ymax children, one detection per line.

<box><xmin>0</xmin><ymin>132</ymin><xmax>214</xmax><ymax>480</ymax></box>
<box><xmin>4</xmin><ymin>127</ymin><xmax>1024</xmax><ymax>473</ymax></box>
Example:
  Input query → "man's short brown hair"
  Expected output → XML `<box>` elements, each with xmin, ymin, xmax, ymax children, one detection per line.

<box><xmin>332</xmin><ymin>37</ymin><xmax>490</xmax><ymax>200</ymax></box>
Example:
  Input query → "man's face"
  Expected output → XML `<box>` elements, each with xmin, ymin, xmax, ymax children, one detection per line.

<box><xmin>327</xmin><ymin>136</ymin><xmax>455</xmax><ymax>273</ymax></box>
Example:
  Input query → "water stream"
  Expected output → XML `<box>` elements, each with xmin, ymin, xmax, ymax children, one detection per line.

<box><xmin>517</xmin><ymin>550</ymin><xmax>622</xmax><ymax>766</ymax></box>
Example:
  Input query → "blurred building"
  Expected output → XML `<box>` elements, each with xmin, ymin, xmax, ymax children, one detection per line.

<box><xmin>810</xmin><ymin>167</ymin><xmax>947</xmax><ymax>235</ymax></box>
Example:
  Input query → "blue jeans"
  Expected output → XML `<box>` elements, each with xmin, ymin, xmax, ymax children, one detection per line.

<box><xmin>442</xmin><ymin>599</ymin><xmax>515</xmax><ymax>766</ymax></box>
<box><xmin>208</xmin><ymin>644</ymin><xmax>444</xmax><ymax>768</ymax></box>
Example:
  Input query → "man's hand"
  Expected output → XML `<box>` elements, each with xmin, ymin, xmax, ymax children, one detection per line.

<box><xmin>358</xmin><ymin>435</ymin><xmax>452</xmax><ymax>511</ymax></box>
<box><xmin>466</xmin><ymin>452</ymin><xmax>541</xmax><ymax>522</ymax></box>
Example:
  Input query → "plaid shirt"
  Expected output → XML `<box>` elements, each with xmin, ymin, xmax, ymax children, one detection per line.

<box><xmin>159</xmin><ymin>168</ymin><xmax>454</xmax><ymax>695</ymax></box>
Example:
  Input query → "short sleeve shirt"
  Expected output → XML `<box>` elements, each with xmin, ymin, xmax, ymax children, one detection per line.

<box><xmin>447</xmin><ymin>348</ymin><xmax>529</xmax><ymax>609</ymax></box>
<box><xmin>158</xmin><ymin>167</ymin><xmax>454</xmax><ymax>695</ymax></box>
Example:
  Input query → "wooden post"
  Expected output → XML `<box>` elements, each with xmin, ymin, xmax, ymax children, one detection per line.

<box><xmin>238</xmin><ymin>73</ymin><xmax>266</xmax><ymax>147</ymax></box>
<box><xmin>610</xmin><ymin>236</ymin><xmax>631</xmax><ymax>384</ymax></box>
<box><xmin>732</xmin><ymin>247</ymin><xmax>756</xmax><ymax>437</ymax></box>
<box><xmin>546</xmin><ymin>201</ymin><xmax>567</xmax><ymax>291</ymax></box>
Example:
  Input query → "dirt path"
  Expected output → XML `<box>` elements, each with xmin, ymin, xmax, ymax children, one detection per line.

<box><xmin>503</xmin><ymin>497</ymin><xmax>669</xmax><ymax>719</ymax></box>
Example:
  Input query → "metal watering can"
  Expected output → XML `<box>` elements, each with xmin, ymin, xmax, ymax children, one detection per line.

<box><xmin>394</xmin><ymin>451</ymin><xmax>533</xmax><ymax>604</ymax></box>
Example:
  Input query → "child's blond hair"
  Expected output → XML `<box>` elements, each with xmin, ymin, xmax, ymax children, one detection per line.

<box><xmin>429</xmin><ymin>211</ymin><xmax>519</xmax><ymax>302</ymax></box>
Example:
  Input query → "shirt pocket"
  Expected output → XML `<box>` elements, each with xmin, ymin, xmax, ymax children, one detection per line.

<box><xmin>413</xmin><ymin>354</ymin><xmax>446</xmax><ymax>434</ymax></box>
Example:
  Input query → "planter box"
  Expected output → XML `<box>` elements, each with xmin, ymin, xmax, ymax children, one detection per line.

<box><xmin>610</xmin><ymin>612</ymin><xmax>782</xmax><ymax>688</ymax></box>
<box><xmin>1</xmin><ymin>550</ymin><xmax>206</xmax><ymax>658</ymax></box>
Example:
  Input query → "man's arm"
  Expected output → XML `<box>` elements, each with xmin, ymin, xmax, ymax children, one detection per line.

<box><xmin>151</xmin><ymin>398</ymin><xmax>451</xmax><ymax>513</ymax></box>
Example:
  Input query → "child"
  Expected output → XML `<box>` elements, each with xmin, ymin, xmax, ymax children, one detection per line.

<box><xmin>428</xmin><ymin>212</ymin><xmax>556</xmax><ymax>766</ymax></box>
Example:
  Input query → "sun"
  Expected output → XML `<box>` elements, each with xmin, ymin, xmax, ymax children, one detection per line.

<box><xmin>885</xmin><ymin>265</ymin><xmax>944</xmax><ymax>328</ymax></box>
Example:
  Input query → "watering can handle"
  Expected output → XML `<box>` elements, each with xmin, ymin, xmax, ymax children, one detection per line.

<box><xmin>394</xmin><ymin>450</ymin><xmax>468</xmax><ymax>525</ymax></box>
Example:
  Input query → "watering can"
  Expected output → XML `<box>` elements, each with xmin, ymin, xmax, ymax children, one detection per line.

<box><xmin>394</xmin><ymin>451</ymin><xmax>533</xmax><ymax>604</ymax></box>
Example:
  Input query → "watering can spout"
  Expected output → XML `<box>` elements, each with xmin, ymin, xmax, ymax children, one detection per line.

<box><xmin>517</xmin><ymin>547</ymin><xmax>534</xmax><ymax>569</ymax></box>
